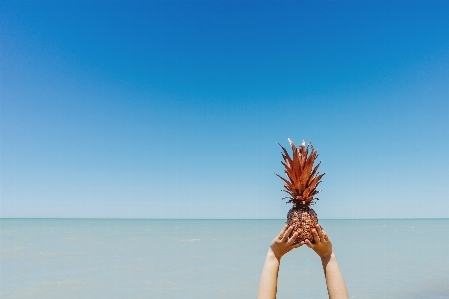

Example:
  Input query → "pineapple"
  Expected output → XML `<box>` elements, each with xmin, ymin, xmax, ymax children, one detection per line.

<box><xmin>276</xmin><ymin>139</ymin><xmax>325</xmax><ymax>244</ymax></box>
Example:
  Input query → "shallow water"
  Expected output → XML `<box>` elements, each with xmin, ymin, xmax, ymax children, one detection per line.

<box><xmin>1</xmin><ymin>219</ymin><xmax>448</xmax><ymax>298</ymax></box>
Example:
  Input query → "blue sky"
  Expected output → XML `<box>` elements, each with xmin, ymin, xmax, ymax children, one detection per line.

<box><xmin>1</xmin><ymin>1</ymin><xmax>448</xmax><ymax>218</ymax></box>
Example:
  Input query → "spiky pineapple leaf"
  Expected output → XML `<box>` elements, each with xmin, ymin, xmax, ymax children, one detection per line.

<box><xmin>275</xmin><ymin>173</ymin><xmax>295</xmax><ymax>191</ymax></box>
<box><xmin>276</xmin><ymin>139</ymin><xmax>325</xmax><ymax>206</ymax></box>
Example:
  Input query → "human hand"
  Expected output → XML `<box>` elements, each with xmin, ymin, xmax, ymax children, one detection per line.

<box><xmin>305</xmin><ymin>224</ymin><xmax>333</xmax><ymax>260</ymax></box>
<box><xmin>269</xmin><ymin>225</ymin><xmax>303</xmax><ymax>261</ymax></box>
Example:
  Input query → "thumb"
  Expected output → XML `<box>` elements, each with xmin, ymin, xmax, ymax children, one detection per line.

<box><xmin>305</xmin><ymin>239</ymin><xmax>314</xmax><ymax>248</ymax></box>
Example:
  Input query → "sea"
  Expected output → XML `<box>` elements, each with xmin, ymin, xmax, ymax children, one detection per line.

<box><xmin>1</xmin><ymin>219</ymin><xmax>448</xmax><ymax>299</ymax></box>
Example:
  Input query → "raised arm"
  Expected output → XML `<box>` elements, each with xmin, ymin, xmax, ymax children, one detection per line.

<box><xmin>256</xmin><ymin>225</ymin><xmax>302</xmax><ymax>299</ymax></box>
<box><xmin>305</xmin><ymin>225</ymin><xmax>349</xmax><ymax>299</ymax></box>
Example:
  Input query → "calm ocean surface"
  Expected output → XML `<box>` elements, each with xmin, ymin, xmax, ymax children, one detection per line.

<box><xmin>1</xmin><ymin>219</ymin><xmax>448</xmax><ymax>299</ymax></box>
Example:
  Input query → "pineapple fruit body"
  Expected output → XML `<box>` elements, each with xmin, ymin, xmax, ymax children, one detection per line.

<box><xmin>286</xmin><ymin>206</ymin><xmax>318</xmax><ymax>244</ymax></box>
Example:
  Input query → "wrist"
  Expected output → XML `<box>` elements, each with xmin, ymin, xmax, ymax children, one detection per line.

<box><xmin>320</xmin><ymin>251</ymin><xmax>335</xmax><ymax>262</ymax></box>
<box><xmin>267</xmin><ymin>247</ymin><xmax>282</xmax><ymax>263</ymax></box>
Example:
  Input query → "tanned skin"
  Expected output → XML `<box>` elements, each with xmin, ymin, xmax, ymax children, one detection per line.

<box><xmin>256</xmin><ymin>224</ymin><xmax>349</xmax><ymax>299</ymax></box>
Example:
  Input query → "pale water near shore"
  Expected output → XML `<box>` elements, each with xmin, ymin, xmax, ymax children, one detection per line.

<box><xmin>1</xmin><ymin>219</ymin><xmax>448</xmax><ymax>299</ymax></box>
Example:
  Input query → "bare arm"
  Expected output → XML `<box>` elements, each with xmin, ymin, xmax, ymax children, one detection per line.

<box><xmin>321</xmin><ymin>253</ymin><xmax>348</xmax><ymax>299</ymax></box>
<box><xmin>256</xmin><ymin>226</ymin><xmax>302</xmax><ymax>299</ymax></box>
<box><xmin>305</xmin><ymin>225</ymin><xmax>349</xmax><ymax>299</ymax></box>
<box><xmin>256</xmin><ymin>248</ymin><xmax>280</xmax><ymax>299</ymax></box>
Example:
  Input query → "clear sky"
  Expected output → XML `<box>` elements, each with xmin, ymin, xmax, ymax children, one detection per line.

<box><xmin>1</xmin><ymin>1</ymin><xmax>448</xmax><ymax>219</ymax></box>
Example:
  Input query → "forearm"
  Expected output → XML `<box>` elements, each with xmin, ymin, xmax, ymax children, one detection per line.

<box><xmin>321</xmin><ymin>252</ymin><xmax>349</xmax><ymax>299</ymax></box>
<box><xmin>256</xmin><ymin>248</ymin><xmax>280</xmax><ymax>299</ymax></box>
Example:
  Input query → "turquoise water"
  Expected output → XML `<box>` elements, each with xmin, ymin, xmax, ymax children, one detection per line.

<box><xmin>1</xmin><ymin>219</ymin><xmax>448</xmax><ymax>298</ymax></box>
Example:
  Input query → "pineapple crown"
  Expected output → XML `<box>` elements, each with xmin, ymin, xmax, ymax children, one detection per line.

<box><xmin>276</xmin><ymin>138</ymin><xmax>325</xmax><ymax>207</ymax></box>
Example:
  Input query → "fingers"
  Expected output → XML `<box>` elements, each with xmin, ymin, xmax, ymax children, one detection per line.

<box><xmin>278</xmin><ymin>225</ymin><xmax>288</xmax><ymax>239</ymax></box>
<box><xmin>322</xmin><ymin>230</ymin><xmax>329</xmax><ymax>242</ymax></box>
<box><xmin>287</xmin><ymin>231</ymin><xmax>298</xmax><ymax>245</ymax></box>
<box><xmin>312</xmin><ymin>228</ymin><xmax>320</xmax><ymax>244</ymax></box>
<box><xmin>292</xmin><ymin>241</ymin><xmax>304</xmax><ymax>249</ymax></box>
<box><xmin>316</xmin><ymin>225</ymin><xmax>324</xmax><ymax>242</ymax></box>
<box><xmin>317</xmin><ymin>225</ymin><xmax>330</xmax><ymax>242</ymax></box>
<box><xmin>282</xmin><ymin>226</ymin><xmax>294</xmax><ymax>241</ymax></box>
<box><xmin>305</xmin><ymin>239</ymin><xmax>314</xmax><ymax>248</ymax></box>
<box><xmin>280</xmin><ymin>225</ymin><xmax>288</xmax><ymax>235</ymax></box>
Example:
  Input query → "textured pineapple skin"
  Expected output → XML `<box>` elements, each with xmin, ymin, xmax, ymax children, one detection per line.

<box><xmin>286</xmin><ymin>207</ymin><xmax>318</xmax><ymax>244</ymax></box>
